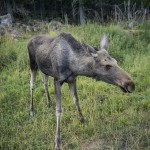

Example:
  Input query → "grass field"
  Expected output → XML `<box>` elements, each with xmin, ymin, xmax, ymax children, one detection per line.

<box><xmin>0</xmin><ymin>22</ymin><xmax>150</xmax><ymax>150</ymax></box>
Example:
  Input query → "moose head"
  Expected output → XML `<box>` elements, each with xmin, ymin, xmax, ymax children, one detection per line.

<box><xmin>90</xmin><ymin>34</ymin><xmax>135</xmax><ymax>93</ymax></box>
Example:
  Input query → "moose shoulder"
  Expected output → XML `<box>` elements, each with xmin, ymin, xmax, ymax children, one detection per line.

<box><xmin>27</xmin><ymin>32</ymin><xmax>135</xmax><ymax>150</ymax></box>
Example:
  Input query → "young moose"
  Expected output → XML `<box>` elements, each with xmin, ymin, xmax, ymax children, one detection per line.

<box><xmin>28</xmin><ymin>33</ymin><xmax>135</xmax><ymax>149</ymax></box>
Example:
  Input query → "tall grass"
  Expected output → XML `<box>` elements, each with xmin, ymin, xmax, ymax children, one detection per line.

<box><xmin>0</xmin><ymin>23</ymin><xmax>150</xmax><ymax>150</ymax></box>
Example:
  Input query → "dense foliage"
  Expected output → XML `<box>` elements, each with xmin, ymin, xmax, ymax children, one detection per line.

<box><xmin>0</xmin><ymin>0</ymin><xmax>150</xmax><ymax>24</ymax></box>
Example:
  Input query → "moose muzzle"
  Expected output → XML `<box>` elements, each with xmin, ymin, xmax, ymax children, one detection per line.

<box><xmin>119</xmin><ymin>79</ymin><xmax>135</xmax><ymax>93</ymax></box>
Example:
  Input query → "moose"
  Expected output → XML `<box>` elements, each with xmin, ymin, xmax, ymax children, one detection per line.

<box><xmin>27</xmin><ymin>32</ymin><xmax>135</xmax><ymax>149</ymax></box>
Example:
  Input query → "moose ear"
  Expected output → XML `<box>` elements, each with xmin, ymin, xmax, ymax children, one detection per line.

<box><xmin>100</xmin><ymin>34</ymin><xmax>110</xmax><ymax>51</ymax></box>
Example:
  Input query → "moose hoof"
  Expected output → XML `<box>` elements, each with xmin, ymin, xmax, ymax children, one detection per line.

<box><xmin>30</xmin><ymin>111</ymin><xmax>34</xmax><ymax>118</ymax></box>
<box><xmin>47</xmin><ymin>102</ymin><xmax>50</xmax><ymax>108</ymax></box>
<box><xmin>55</xmin><ymin>145</ymin><xmax>61</xmax><ymax>150</ymax></box>
<box><xmin>55</xmin><ymin>147</ymin><xmax>61</xmax><ymax>150</ymax></box>
<box><xmin>55</xmin><ymin>138</ymin><xmax>61</xmax><ymax>150</ymax></box>
<box><xmin>79</xmin><ymin>116</ymin><xmax>85</xmax><ymax>123</ymax></box>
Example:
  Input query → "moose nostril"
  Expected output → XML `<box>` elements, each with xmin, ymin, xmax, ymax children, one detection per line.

<box><xmin>126</xmin><ymin>82</ymin><xmax>135</xmax><ymax>93</ymax></box>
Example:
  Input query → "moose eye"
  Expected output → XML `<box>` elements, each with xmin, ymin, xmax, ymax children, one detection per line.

<box><xmin>105</xmin><ymin>65</ymin><xmax>112</xmax><ymax>71</ymax></box>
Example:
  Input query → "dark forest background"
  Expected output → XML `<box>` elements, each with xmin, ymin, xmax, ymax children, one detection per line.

<box><xmin>0</xmin><ymin>0</ymin><xmax>150</xmax><ymax>24</ymax></box>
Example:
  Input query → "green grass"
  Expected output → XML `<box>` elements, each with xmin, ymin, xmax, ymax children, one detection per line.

<box><xmin>0</xmin><ymin>23</ymin><xmax>150</xmax><ymax>150</ymax></box>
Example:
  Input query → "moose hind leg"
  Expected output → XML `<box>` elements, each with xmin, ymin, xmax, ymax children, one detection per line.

<box><xmin>43</xmin><ymin>75</ymin><xmax>51</xmax><ymax>108</ymax></box>
<box><xmin>30</xmin><ymin>69</ymin><xmax>37</xmax><ymax>118</ymax></box>
<box><xmin>54</xmin><ymin>80</ymin><xmax>62</xmax><ymax>150</ymax></box>
<box><xmin>68</xmin><ymin>80</ymin><xmax>85</xmax><ymax>123</ymax></box>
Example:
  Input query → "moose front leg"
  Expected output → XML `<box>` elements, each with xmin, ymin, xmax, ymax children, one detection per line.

<box><xmin>68</xmin><ymin>80</ymin><xmax>85</xmax><ymax>123</ymax></box>
<box><xmin>43</xmin><ymin>75</ymin><xmax>51</xmax><ymax>108</ymax></box>
<box><xmin>54</xmin><ymin>80</ymin><xmax>62</xmax><ymax>150</ymax></box>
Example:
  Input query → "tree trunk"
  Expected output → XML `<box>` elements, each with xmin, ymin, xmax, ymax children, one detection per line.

<box><xmin>127</xmin><ymin>0</ymin><xmax>131</xmax><ymax>22</ymax></box>
<box><xmin>79</xmin><ymin>4</ymin><xmax>85</xmax><ymax>25</ymax></box>
<box><xmin>6</xmin><ymin>0</ymin><xmax>13</xmax><ymax>18</ymax></box>
<box><xmin>64</xmin><ymin>13</ymin><xmax>68</xmax><ymax>25</ymax></box>
<box><xmin>72</xmin><ymin>0</ymin><xmax>77</xmax><ymax>22</ymax></box>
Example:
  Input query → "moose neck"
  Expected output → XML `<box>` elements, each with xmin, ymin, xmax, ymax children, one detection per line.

<box><xmin>75</xmin><ymin>56</ymin><xmax>95</xmax><ymax>77</ymax></box>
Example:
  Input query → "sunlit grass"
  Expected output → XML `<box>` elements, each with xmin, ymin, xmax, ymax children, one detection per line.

<box><xmin>0</xmin><ymin>22</ymin><xmax>150</xmax><ymax>149</ymax></box>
